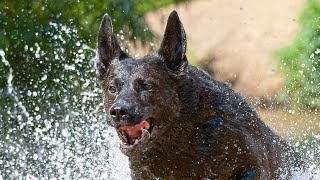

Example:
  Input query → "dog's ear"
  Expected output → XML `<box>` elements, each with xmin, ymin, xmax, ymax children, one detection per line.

<box><xmin>159</xmin><ymin>10</ymin><xmax>187</xmax><ymax>73</ymax></box>
<box><xmin>97</xmin><ymin>13</ymin><xmax>125</xmax><ymax>80</ymax></box>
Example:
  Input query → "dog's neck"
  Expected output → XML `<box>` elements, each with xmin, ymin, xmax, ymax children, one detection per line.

<box><xmin>126</xmin><ymin>112</ymin><xmax>217</xmax><ymax>179</ymax></box>
<box><xmin>128</xmin><ymin>140</ymin><xmax>199</xmax><ymax>178</ymax></box>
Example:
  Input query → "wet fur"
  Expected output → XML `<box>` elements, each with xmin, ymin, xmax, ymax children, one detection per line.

<box><xmin>96</xmin><ymin>11</ymin><xmax>302</xmax><ymax>179</ymax></box>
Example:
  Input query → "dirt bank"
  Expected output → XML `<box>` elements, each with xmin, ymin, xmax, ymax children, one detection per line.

<box><xmin>145</xmin><ymin>0</ymin><xmax>305</xmax><ymax>100</ymax></box>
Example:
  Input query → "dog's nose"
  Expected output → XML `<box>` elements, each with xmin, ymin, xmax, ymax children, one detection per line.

<box><xmin>110</xmin><ymin>106</ymin><xmax>129</xmax><ymax>120</ymax></box>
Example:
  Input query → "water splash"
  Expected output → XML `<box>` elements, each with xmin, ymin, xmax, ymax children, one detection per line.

<box><xmin>0</xmin><ymin>22</ymin><xmax>131</xmax><ymax>179</ymax></box>
<box><xmin>0</xmin><ymin>50</ymin><xmax>30</xmax><ymax>119</ymax></box>
<box><xmin>0</xmin><ymin>49</ymin><xmax>131</xmax><ymax>179</ymax></box>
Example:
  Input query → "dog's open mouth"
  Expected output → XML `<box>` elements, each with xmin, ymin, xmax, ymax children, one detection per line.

<box><xmin>117</xmin><ymin>118</ymin><xmax>154</xmax><ymax>148</ymax></box>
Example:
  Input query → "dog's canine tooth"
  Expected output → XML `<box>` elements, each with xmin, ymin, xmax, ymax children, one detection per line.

<box><xmin>134</xmin><ymin>139</ymin><xmax>139</xmax><ymax>145</ymax></box>
<box><xmin>141</xmin><ymin>129</ymin><xmax>148</xmax><ymax>134</ymax></box>
<box><xmin>141</xmin><ymin>129</ymin><xmax>151</xmax><ymax>140</ymax></box>
<box><xmin>145</xmin><ymin>122</ymin><xmax>150</xmax><ymax>130</ymax></box>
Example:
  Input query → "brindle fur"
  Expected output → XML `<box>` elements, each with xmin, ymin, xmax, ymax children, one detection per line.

<box><xmin>96</xmin><ymin>11</ymin><xmax>302</xmax><ymax>179</ymax></box>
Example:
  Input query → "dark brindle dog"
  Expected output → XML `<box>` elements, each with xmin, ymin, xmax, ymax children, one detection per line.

<box><xmin>96</xmin><ymin>11</ymin><xmax>301</xmax><ymax>179</ymax></box>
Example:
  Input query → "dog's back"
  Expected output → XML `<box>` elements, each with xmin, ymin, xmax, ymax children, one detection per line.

<box><xmin>97</xmin><ymin>11</ymin><xmax>302</xmax><ymax>179</ymax></box>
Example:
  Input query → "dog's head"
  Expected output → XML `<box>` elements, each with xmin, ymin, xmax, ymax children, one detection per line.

<box><xmin>97</xmin><ymin>11</ymin><xmax>189</xmax><ymax>155</ymax></box>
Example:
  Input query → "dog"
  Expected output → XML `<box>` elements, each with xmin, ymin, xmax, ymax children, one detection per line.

<box><xmin>96</xmin><ymin>10</ymin><xmax>302</xmax><ymax>179</ymax></box>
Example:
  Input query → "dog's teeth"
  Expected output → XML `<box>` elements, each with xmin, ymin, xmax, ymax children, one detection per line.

<box><xmin>141</xmin><ymin>129</ymin><xmax>151</xmax><ymax>140</ymax></box>
<box><xmin>134</xmin><ymin>139</ymin><xmax>139</xmax><ymax>145</ymax></box>
<box><xmin>145</xmin><ymin>122</ymin><xmax>150</xmax><ymax>130</ymax></box>
<box><xmin>142</xmin><ymin>129</ymin><xmax>149</xmax><ymax>134</ymax></box>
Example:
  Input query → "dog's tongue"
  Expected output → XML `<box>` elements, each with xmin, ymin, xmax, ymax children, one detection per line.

<box><xmin>119</xmin><ymin>120</ymin><xmax>149</xmax><ymax>139</ymax></box>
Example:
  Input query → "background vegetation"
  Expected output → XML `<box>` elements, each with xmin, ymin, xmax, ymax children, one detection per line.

<box><xmin>277</xmin><ymin>0</ymin><xmax>320</xmax><ymax>109</ymax></box>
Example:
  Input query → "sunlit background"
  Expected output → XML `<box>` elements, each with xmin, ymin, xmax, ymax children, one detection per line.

<box><xmin>0</xmin><ymin>0</ymin><xmax>319</xmax><ymax>179</ymax></box>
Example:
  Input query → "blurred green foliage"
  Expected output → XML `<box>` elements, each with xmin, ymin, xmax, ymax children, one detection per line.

<box><xmin>276</xmin><ymin>0</ymin><xmax>320</xmax><ymax>109</ymax></box>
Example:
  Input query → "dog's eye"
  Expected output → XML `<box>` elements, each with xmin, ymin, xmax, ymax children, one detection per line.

<box><xmin>108</xmin><ymin>85</ymin><xmax>117</xmax><ymax>94</ymax></box>
<box><xmin>143</xmin><ymin>83</ymin><xmax>153</xmax><ymax>91</ymax></box>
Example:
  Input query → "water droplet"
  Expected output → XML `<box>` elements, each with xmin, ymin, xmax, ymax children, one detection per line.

<box><xmin>35</xmin><ymin>115</ymin><xmax>41</xmax><ymax>120</ymax></box>
<box><xmin>41</xmin><ymin>75</ymin><xmax>47</xmax><ymax>81</ymax></box>
<box><xmin>310</xmin><ymin>53</ymin><xmax>314</xmax><ymax>59</ymax></box>
<box><xmin>33</xmin><ymin>154</ymin><xmax>38</xmax><ymax>160</ymax></box>
<box><xmin>32</xmin><ymin>91</ymin><xmax>37</xmax><ymax>96</ymax></box>
<box><xmin>61</xmin><ymin>129</ymin><xmax>69</xmax><ymax>137</ymax></box>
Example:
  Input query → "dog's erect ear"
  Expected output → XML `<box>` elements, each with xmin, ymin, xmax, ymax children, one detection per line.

<box><xmin>159</xmin><ymin>11</ymin><xmax>187</xmax><ymax>73</ymax></box>
<box><xmin>97</xmin><ymin>13</ymin><xmax>125</xmax><ymax>80</ymax></box>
